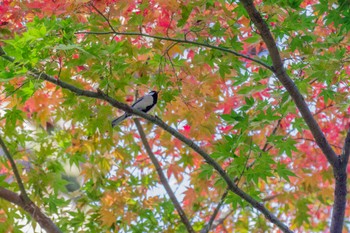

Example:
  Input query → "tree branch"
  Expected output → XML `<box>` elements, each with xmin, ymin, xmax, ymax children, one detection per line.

<box><xmin>341</xmin><ymin>128</ymin><xmax>350</xmax><ymax>163</ymax></box>
<box><xmin>331</xmin><ymin>128</ymin><xmax>350</xmax><ymax>233</ymax></box>
<box><xmin>331</xmin><ymin>162</ymin><xmax>347</xmax><ymax>233</ymax></box>
<box><xmin>75</xmin><ymin>31</ymin><xmax>273</xmax><ymax>71</ymax></box>
<box><xmin>0</xmin><ymin>187</ymin><xmax>62</xmax><ymax>233</ymax></box>
<box><xmin>208</xmin><ymin>193</ymin><xmax>280</xmax><ymax>232</ymax></box>
<box><xmin>0</xmin><ymin>47</ymin><xmax>293</xmax><ymax>233</ymax></box>
<box><xmin>239</xmin><ymin>0</ymin><xmax>338</xmax><ymax>168</ymax></box>
<box><xmin>200</xmin><ymin>188</ymin><xmax>229</xmax><ymax>233</ymax></box>
<box><xmin>89</xmin><ymin>3</ymin><xmax>118</xmax><ymax>34</ymax></box>
<box><xmin>293</xmin><ymin>137</ymin><xmax>342</xmax><ymax>150</ymax></box>
<box><xmin>210</xmin><ymin>209</ymin><xmax>234</xmax><ymax>231</ymax></box>
<box><xmin>134</xmin><ymin>119</ymin><xmax>195</xmax><ymax>233</ymax></box>
<box><xmin>0</xmin><ymin>136</ymin><xmax>30</xmax><ymax>203</ymax></box>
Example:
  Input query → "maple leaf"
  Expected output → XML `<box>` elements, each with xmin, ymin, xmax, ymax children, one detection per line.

<box><xmin>167</xmin><ymin>163</ymin><xmax>183</xmax><ymax>182</ymax></box>
<box><xmin>183</xmin><ymin>187</ymin><xmax>196</xmax><ymax>208</ymax></box>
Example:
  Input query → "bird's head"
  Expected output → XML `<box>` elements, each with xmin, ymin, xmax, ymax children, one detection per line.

<box><xmin>149</xmin><ymin>90</ymin><xmax>158</xmax><ymax>96</ymax></box>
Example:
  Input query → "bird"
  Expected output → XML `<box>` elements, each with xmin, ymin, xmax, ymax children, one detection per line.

<box><xmin>111</xmin><ymin>90</ymin><xmax>158</xmax><ymax>127</ymax></box>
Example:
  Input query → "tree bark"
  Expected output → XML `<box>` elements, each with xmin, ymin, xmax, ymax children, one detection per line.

<box><xmin>0</xmin><ymin>188</ymin><xmax>62</xmax><ymax>233</ymax></box>
<box><xmin>330</xmin><ymin>165</ymin><xmax>347</xmax><ymax>233</ymax></box>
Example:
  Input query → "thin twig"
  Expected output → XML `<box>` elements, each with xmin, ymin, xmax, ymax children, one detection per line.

<box><xmin>0</xmin><ymin>134</ymin><xmax>62</xmax><ymax>232</ymax></box>
<box><xmin>210</xmin><ymin>209</ymin><xmax>234</xmax><ymax>230</ymax></box>
<box><xmin>246</xmin><ymin>118</ymin><xmax>281</xmax><ymax>171</ymax></box>
<box><xmin>313</xmin><ymin>103</ymin><xmax>334</xmax><ymax>117</ymax></box>
<box><xmin>134</xmin><ymin>119</ymin><xmax>195</xmax><ymax>233</ymax></box>
<box><xmin>209</xmin><ymin>193</ymin><xmax>280</xmax><ymax>232</ymax></box>
<box><xmin>75</xmin><ymin>31</ymin><xmax>273</xmax><ymax>71</ymax></box>
<box><xmin>341</xmin><ymin>128</ymin><xmax>350</xmax><ymax>163</ymax></box>
<box><xmin>1</xmin><ymin>80</ymin><xmax>29</xmax><ymax>100</ymax></box>
<box><xmin>89</xmin><ymin>3</ymin><xmax>118</xmax><ymax>34</ymax></box>
<box><xmin>293</xmin><ymin>137</ymin><xmax>342</xmax><ymax>150</ymax></box>
<box><xmin>236</xmin><ymin>138</ymin><xmax>253</xmax><ymax>186</ymax></box>
<box><xmin>262</xmin><ymin>119</ymin><xmax>282</xmax><ymax>152</ymax></box>
<box><xmin>200</xmin><ymin>188</ymin><xmax>229</xmax><ymax>233</ymax></box>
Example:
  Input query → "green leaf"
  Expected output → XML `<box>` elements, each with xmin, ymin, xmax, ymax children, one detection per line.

<box><xmin>178</xmin><ymin>5</ymin><xmax>192</xmax><ymax>27</ymax></box>
<box><xmin>225</xmin><ymin>192</ymin><xmax>246</xmax><ymax>209</ymax></box>
<box><xmin>294</xmin><ymin>198</ymin><xmax>311</xmax><ymax>226</ymax></box>
<box><xmin>275</xmin><ymin>162</ymin><xmax>297</xmax><ymax>182</ymax></box>
<box><xmin>237</xmin><ymin>84</ymin><xmax>265</xmax><ymax>95</ymax></box>
<box><xmin>209</xmin><ymin>22</ymin><xmax>227</xmax><ymax>37</ymax></box>
<box><xmin>246</xmin><ymin>153</ymin><xmax>275</xmax><ymax>184</ymax></box>
<box><xmin>320</xmin><ymin>89</ymin><xmax>336</xmax><ymax>103</ymax></box>
<box><xmin>129</xmin><ymin>14</ymin><xmax>144</xmax><ymax>25</ymax></box>
<box><xmin>221</xmin><ymin>110</ymin><xmax>245</xmax><ymax>122</ymax></box>
<box><xmin>18</xmin><ymin>81</ymin><xmax>36</xmax><ymax>102</ymax></box>
<box><xmin>245</xmin><ymin>34</ymin><xmax>261</xmax><ymax>43</ymax></box>
<box><xmin>0</xmin><ymin>69</ymin><xmax>16</xmax><ymax>81</ymax></box>
<box><xmin>3</xmin><ymin>106</ymin><xmax>24</xmax><ymax>129</ymax></box>
<box><xmin>218</xmin><ymin>62</ymin><xmax>231</xmax><ymax>78</ymax></box>
<box><xmin>268</xmin><ymin>135</ymin><xmax>298</xmax><ymax>157</ymax></box>
<box><xmin>198</xmin><ymin>163</ymin><xmax>214</xmax><ymax>179</ymax></box>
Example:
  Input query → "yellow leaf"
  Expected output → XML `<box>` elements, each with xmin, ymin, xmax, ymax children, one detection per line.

<box><xmin>163</xmin><ymin>41</ymin><xmax>182</xmax><ymax>57</ymax></box>
<box><xmin>112</xmin><ymin>149</ymin><xmax>125</xmax><ymax>162</ymax></box>
<box><xmin>99</xmin><ymin>209</ymin><xmax>117</xmax><ymax>227</ymax></box>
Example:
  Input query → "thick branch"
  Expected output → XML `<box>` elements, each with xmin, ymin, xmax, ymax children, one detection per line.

<box><xmin>0</xmin><ymin>48</ymin><xmax>292</xmax><ymax>233</ymax></box>
<box><xmin>0</xmin><ymin>188</ymin><xmax>61</xmax><ymax>233</ymax></box>
<box><xmin>239</xmin><ymin>0</ymin><xmax>338</xmax><ymax>167</ymax></box>
<box><xmin>331</xmin><ymin>129</ymin><xmax>350</xmax><ymax>232</ymax></box>
<box><xmin>331</xmin><ymin>163</ymin><xmax>347</xmax><ymax>233</ymax></box>
<box><xmin>134</xmin><ymin>119</ymin><xmax>194</xmax><ymax>233</ymax></box>
<box><xmin>76</xmin><ymin>31</ymin><xmax>273</xmax><ymax>71</ymax></box>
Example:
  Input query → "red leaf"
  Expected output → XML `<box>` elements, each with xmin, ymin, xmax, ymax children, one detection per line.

<box><xmin>184</xmin><ymin>125</ymin><xmax>190</xmax><ymax>131</ymax></box>
<box><xmin>187</xmin><ymin>50</ymin><xmax>195</xmax><ymax>60</ymax></box>
<box><xmin>183</xmin><ymin>188</ymin><xmax>196</xmax><ymax>207</ymax></box>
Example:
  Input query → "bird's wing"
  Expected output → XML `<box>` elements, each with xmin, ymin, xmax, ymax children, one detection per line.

<box><xmin>131</xmin><ymin>96</ymin><xmax>144</xmax><ymax>107</ymax></box>
<box><xmin>132</xmin><ymin>95</ymin><xmax>154</xmax><ymax>111</ymax></box>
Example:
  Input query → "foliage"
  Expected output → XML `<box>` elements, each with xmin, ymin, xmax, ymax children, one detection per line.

<box><xmin>0</xmin><ymin>0</ymin><xmax>350</xmax><ymax>232</ymax></box>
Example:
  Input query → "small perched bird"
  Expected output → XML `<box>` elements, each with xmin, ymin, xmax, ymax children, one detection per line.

<box><xmin>112</xmin><ymin>91</ymin><xmax>158</xmax><ymax>127</ymax></box>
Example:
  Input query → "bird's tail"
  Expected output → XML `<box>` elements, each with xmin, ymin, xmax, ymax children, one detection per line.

<box><xmin>111</xmin><ymin>114</ymin><xmax>128</xmax><ymax>127</ymax></box>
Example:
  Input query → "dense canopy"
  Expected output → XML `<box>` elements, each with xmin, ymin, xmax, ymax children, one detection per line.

<box><xmin>1</xmin><ymin>0</ymin><xmax>350</xmax><ymax>232</ymax></box>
